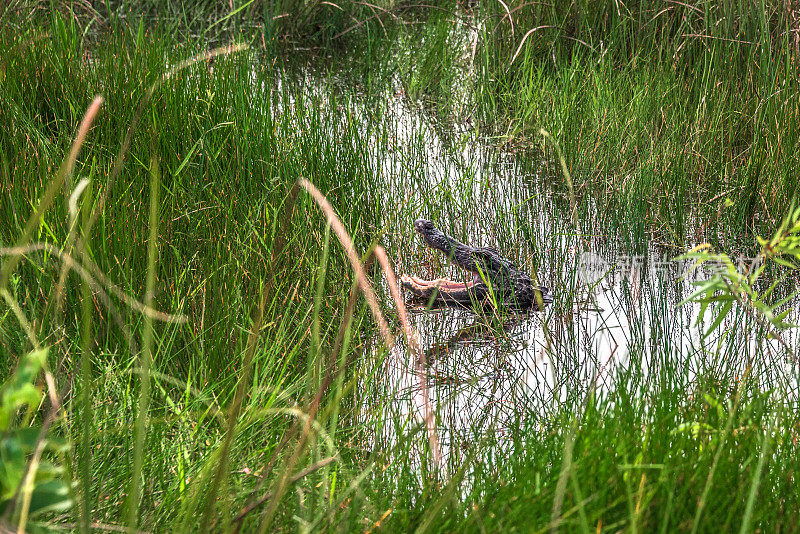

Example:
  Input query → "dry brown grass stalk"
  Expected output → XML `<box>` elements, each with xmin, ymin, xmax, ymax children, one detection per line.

<box><xmin>300</xmin><ymin>179</ymin><xmax>441</xmax><ymax>464</ymax></box>
<box><xmin>298</xmin><ymin>179</ymin><xmax>394</xmax><ymax>346</ymax></box>
<box><xmin>374</xmin><ymin>246</ymin><xmax>441</xmax><ymax>464</ymax></box>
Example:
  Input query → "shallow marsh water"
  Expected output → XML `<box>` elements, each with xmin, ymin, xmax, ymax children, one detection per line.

<box><xmin>320</xmin><ymin>71</ymin><xmax>800</xmax><ymax>464</ymax></box>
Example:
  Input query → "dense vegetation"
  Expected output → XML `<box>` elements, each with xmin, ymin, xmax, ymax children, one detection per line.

<box><xmin>1</xmin><ymin>1</ymin><xmax>799</xmax><ymax>532</ymax></box>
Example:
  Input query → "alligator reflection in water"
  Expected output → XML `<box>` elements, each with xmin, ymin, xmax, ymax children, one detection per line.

<box><xmin>382</xmin><ymin>308</ymin><xmax>558</xmax><ymax>455</ymax></box>
<box><xmin>422</xmin><ymin>314</ymin><xmax>524</xmax><ymax>365</ymax></box>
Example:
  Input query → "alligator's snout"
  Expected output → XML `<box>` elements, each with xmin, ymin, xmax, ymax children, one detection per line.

<box><xmin>414</xmin><ymin>219</ymin><xmax>435</xmax><ymax>234</ymax></box>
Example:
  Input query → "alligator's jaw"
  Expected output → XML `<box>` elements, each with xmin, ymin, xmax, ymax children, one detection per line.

<box><xmin>399</xmin><ymin>274</ymin><xmax>483</xmax><ymax>307</ymax></box>
<box><xmin>400</xmin><ymin>275</ymin><xmax>477</xmax><ymax>293</ymax></box>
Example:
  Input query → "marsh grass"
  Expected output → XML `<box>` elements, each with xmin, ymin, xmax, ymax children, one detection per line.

<box><xmin>1</xmin><ymin>4</ymin><xmax>799</xmax><ymax>532</ymax></box>
<box><xmin>471</xmin><ymin>0</ymin><xmax>800</xmax><ymax>237</ymax></box>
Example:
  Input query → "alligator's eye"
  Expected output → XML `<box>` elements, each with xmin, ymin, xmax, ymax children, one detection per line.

<box><xmin>475</xmin><ymin>247</ymin><xmax>500</xmax><ymax>260</ymax></box>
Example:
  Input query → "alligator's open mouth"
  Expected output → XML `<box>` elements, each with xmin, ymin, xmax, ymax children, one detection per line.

<box><xmin>400</xmin><ymin>218</ymin><xmax>552</xmax><ymax>310</ymax></box>
<box><xmin>400</xmin><ymin>241</ymin><xmax>486</xmax><ymax>307</ymax></box>
<box><xmin>400</xmin><ymin>272</ymin><xmax>481</xmax><ymax>308</ymax></box>
<box><xmin>399</xmin><ymin>275</ymin><xmax>477</xmax><ymax>294</ymax></box>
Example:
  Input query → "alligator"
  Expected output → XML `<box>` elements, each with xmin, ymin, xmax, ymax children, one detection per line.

<box><xmin>400</xmin><ymin>219</ymin><xmax>552</xmax><ymax>311</ymax></box>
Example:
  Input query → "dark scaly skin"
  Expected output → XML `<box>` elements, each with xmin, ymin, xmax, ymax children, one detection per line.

<box><xmin>401</xmin><ymin>219</ymin><xmax>552</xmax><ymax>310</ymax></box>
